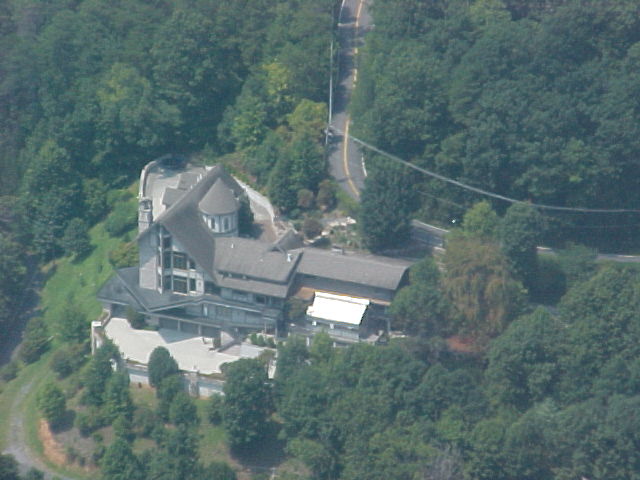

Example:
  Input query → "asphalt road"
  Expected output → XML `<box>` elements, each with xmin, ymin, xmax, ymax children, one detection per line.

<box><xmin>327</xmin><ymin>0</ymin><xmax>371</xmax><ymax>200</ymax></box>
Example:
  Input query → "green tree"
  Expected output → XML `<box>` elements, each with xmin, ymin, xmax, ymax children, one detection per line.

<box><xmin>461</xmin><ymin>201</ymin><xmax>499</xmax><ymax>240</ymax></box>
<box><xmin>156</xmin><ymin>374</ymin><xmax>183</xmax><ymax>421</ymax></box>
<box><xmin>499</xmin><ymin>203</ymin><xmax>544</xmax><ymax>291</ymax></box>
<box><xmin>389</xmin><ymin>256</ymin><xmax>449</xmax><ymax>336</ymax></box>
<box><xmin>58</xmin><ymin>301</ymin><xmax>87</xmax><ymax>343</ymax></box>
<box><xmin>0</xmin><ymin>233</ymin><xmax>26</xmax><ymax>327</ymax></box>
<box><xmin>268</xmin><ymin>154</ymin><xmax>298</xmax><ymax>213</ymax></box>
<box><xmin>104</xmin><ymin>371</ymin><xmax>134</xmax><ymax>421</ymax></box>
<box><xmin>238</xmin><ymin>195</ymin><xmax>254</xmax><ymax>236</ymax></box>
<box><xmin>169</xmin><ymin>392</ymin><xmax>199</xmax><ymax>427</ymax></box>
<box><xmin>443</xmin><ymin>236</ymin><xmax>526</xmax><ymax>344</ymax></box>
<box><xmin>222</xmin><ymin>358</ymin><xmax>272</xmax><ymax>449</ymax></box>
<box><xmin>148</xmin><ymin>346</ymin><xmax>179</xmax><ymax>388</ymax></box>
<box><xmin>0</xmin><ymin>454</ymin><xmax>20</xmax><ymax>480</ymax></box>
<box><xmin>100</xmin><ymin>438</ymin><xmax>143</xmax><ymax>480</ymax></box>
<box><xmin>203</xmin><ymin>461</ymin><xmax>236</xmax><ymax>480</ymax></box>
<box><xmin>556</xmin><ymin>242</ymin><xmax>597</xmax><ymax>287</ymax></box>
<box><xmin>275</xmin><ymin>336</ymin><xmax>309</xmax><ymax>383</ymax></box>
<box><xmin>485</xmin><ymin>308</ymin><xmax>563</xmax><ymax>409</ymax></box>
<box><xmin>50</xmin><ymin>343</ymin><xmax>85</xmax><ymax>378</ymax></box>
<box><xmin>207</xmin><ymin>394</ymin><xmax>224</xmax><ymax>425</ymax></box>
<box><xmin>360</xmin><ymin>159</ymin><xmax>416</xmax><ymax>252</ymax></box>
<box><xmin>95</xmin><ymin>63</ymin><xmax>181</xmax><ymax>174</ymax></box>
<box><xmin>37</xmin><ymin>383</ymin><xmax>66</xmax><ymax>429</ymax></box>
<box><xmin>556</xmin><ymin>265</ymin><xmax>640</xmax><ymax>403</ymax></box>
<box><xmin>20</xmin><ymin>318</ymin><xmax>50</xmax><ymax>364</ymax></box>
<box><xmin>61</xmin><ymin>218</ymin><xmax>91</xmax><ymax>257</ymax></box>
<box><xmin>83</xmin><ymin>341</ymin><xmax>119</xmax><ymax>406</ymax></box>
<box><xmin>151</xmin><ymin>9</ymin><xmax>236</xmax><ymax>147</ymax></box>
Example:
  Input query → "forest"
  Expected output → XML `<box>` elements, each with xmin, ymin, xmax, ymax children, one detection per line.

<box><xmin>0</xmin><ymin>0</ymin><xmax>335</xmax><ymax>341</ymax></box>
<box><xmin>1</xmin><ymin>1</ymin><xmax>640</xmax><ymax>479</ymax></box>
<box><xmin>353</xmin><ymin>0</ymin><xmax>640</xmax><ymax>252</ymax></box>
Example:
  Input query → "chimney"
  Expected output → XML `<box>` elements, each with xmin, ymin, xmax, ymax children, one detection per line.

<box><xmin>138</xmin><ymin>198</ymin><xmax>153</xmax><ymax>233</ymax></box>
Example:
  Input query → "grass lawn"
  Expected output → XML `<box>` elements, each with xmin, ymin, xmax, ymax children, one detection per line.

<box><xmin>195</xmin><ymin>397</ymin><xmax>228</xmax><ymax>461</ymax></box>
<box><xmin>39</xmin><ymin>222</ymin><xmax>133</xmax><ymax>335</ymax></box>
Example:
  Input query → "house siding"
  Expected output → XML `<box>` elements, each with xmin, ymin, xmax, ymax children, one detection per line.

<box><xmin>139</xmin><ymin>229</ymin><xmax>158</xmax><ymax>290</ymax></box>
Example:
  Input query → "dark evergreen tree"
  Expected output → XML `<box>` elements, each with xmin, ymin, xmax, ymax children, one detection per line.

<box><xmin>148</xmin><ymin>346</ymin><xmax>179</xmax><ymax>388</ymax></box>
<box><xmin>222</xmin><ymin>358</ymin><xmax>272</xmax><ymax>449</ymax></box>
<box><xmin>359</xmin><ymin>159</ymin><xmax>416</xmax><ymax>252</ymax></box>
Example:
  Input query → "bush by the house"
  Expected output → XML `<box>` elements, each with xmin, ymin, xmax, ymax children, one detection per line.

<box><xmin>302</xmin><ymin>217</ymin><xmax>323</xmax><ymax>239</ymax></box>
<box><xmin>108</xmin><ymin>241</ymin><xmax>139</xmax><ymax>268</ymax></box>
<box><xmin>126</xmin><ymin>306</ymin><xmax>146</xmax><ymax>329</ymax></box>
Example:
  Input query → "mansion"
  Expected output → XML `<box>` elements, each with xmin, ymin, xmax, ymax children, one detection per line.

<box><xmin>97</xmin><ymin>158</ymin><xmax>411</xmax><ymax>346</ymax></box>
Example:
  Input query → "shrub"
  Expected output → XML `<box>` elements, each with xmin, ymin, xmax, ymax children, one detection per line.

<box><xmin>169</xmin><ymin>392</ymin><xmax>199</xmax><ymax>427</ymax></box>
<box><xmin>20</xmin><ymin>318</ymin><xmax>49</xmax><ymax>364</ymax></box>
<box><xmin>302</xmin><ymin>217</ymin><xmax>323</xmax><ymax>239</ymax></box>
<box><xmin>61</xmin><ymin>218</ymin><xmax>91</xmax><ymax>257</ymax></box>
<box><xmin>37</xmin><ymin>383</ymin><xmax>66</xmax><ymax>429</ymax></box>
<box><xmin>207</xmin><ymin>394</ymin><xmax>224</xmax><ymax>424</ymax></box>
<box><xmin>108</xmin><ymin>241</ymin><xmax>139</xmax><ymax>268</ymax></box>
<box><xmin>104</xmin><ymin>200</ymin><xmax>137</xmax><ymax>237</ymax></box>
<box><xmin>50</xmin><ymin>344</ymin><xmax>86</xmax><ymax>378</ymax></box>
<box><xmin>75</xmin><ymin>407</ymin><xmax>106</xmax><ymax>437</ymax></box>
<box><xmin>125</xmin><ymin>306</ymin><xmax>145</xmax><ymax>329</ymax></box>
<box><xmin>316</xmin><ymin>179</ymin><xmax>336</xmax><ymax>211</ymax></box>
<box><xmin>0</xmin><ymin>361</ymin><xmax>19</xmax><ymax>382</ymax></box>
<box><xmin>133</xmin><ymin>406</ymin><xmax>157</xmax><ymax>437</ymax></box>
<box><xmin>297</xmin><ymin>189</ymin><xmax>315</xmax><ymax>209</ymax></box>
<box><xmin>57</xmin><ymin>302</ymin><xmax>88</xmax><ymax>344</ymax></box>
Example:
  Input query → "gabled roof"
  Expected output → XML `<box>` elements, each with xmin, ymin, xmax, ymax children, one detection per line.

<box><xmin>215</xmin><ymin>237</ymin><xmax>300</xmax><ymax>283</ymax></box>
<box><xmin>296</xmin><ymin>248</ymin><xmax>410</xmax><ymax>291</ymax></box>
<box><xmin>199</xmin><ymin>178</ymin><xmax>239</xmax><ymax>216</ymax></box>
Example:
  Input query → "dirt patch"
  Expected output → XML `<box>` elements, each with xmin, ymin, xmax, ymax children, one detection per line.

<box><xmin>446</xmin><ymin>335</ymin><xmax>484</xmax><ymax>354</ymax></box>
<box><xmin>39</xmin><ymin>420</ymin><xmax>67</xmax><ymax>466</ymax></box>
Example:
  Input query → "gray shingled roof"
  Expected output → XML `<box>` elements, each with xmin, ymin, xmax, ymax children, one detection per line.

<box><xmin>137</xmin><ymin>164</ymin><xmax>409</xmax><ymax>300</ymax></box>
<box><xmin>215</xmin><ymin>237</ymin><xmax>300</xmax><ymax>283</ymax></box>
<box><xmin>297</xmin><ymin>248</ymin><xmax>410</xmax><ymax>291</ymax></box>
<box><xmin>199</xmin><ymin>178</ymin><xmax>239</xmax><ymax>215</ymax></box>
<box><xmin>161</xmin><ymin>188</ymin><xmax>184</xmax><ymax>208</ymax></box>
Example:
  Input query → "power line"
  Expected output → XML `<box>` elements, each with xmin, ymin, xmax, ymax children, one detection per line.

<box><xmin>332</xmin><ymin>127</ymin><xmax>640</xmax><ymax>214</ymax></box>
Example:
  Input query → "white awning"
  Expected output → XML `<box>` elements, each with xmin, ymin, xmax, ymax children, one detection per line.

<box><xmin>306</xmin><ymin>292</ymin><xmax>370</xmax><ymax>326</ymax></box>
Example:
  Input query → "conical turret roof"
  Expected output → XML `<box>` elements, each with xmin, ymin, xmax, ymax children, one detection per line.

<box><xmin>198</xmin><ymin>178</ymin><xmax>239</xmax><ymax>215</ymax></box>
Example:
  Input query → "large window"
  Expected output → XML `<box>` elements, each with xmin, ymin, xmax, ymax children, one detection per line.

<box><xmin>173</xmin><ymin>252</ymin><xmax>187</xmax><ymax>270</ymax></box>
<box><xmin>205</xmin><ymin>281</ymin><xmax>219</xmax><ymax>295</ymax></box>
<box><xmin>173</xmin><ymin>276</ymin><xmax>187</xmax><ymax>294</ymax></box>
<box><xmin>189</xmin><ymin>278</ymin><xmax>196</xmax><ymax>292</ymax></box>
